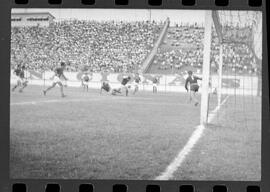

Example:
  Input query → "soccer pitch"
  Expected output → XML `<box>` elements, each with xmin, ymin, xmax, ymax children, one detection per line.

<box><xmin>10</xmin><ymin>85</ymin><xmax>261</xmax><ymax>180</ymax></box>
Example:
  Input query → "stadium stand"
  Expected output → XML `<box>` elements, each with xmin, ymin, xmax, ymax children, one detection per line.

<box><xmin>147</xmin><ymin>24</ymin><xmax>259</xmax><ymax>75</ymax></box>
<box><xmin>11</xmin><ymin>20</ymin><xmax>258</xmax><ymax>75</ymax></box>
<box><xmin>11</xmin><ymin>20</ymin><xmax>163</xmax><ymax>72</ymax></box>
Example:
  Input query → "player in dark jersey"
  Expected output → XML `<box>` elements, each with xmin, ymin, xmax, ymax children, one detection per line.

<box><xmin>152</xmin><ymin>76</ymin><xmax>159</xmax><ymax>93</ymax></box>
<box><xmin>185</xmin><ymin>70</ymin><xmax>202</xmax><ymax>106</ymax></box>
<box><xmin>12</xmin><ymin>65</ymin><xmax>28</xmax><ymax>92</ymax></box>
<box><xmin>100</xmin><ymin>81</ymin><xmax>123</xmax><ymax>95</ymax></box>
<box><xmin>100</xmin><ymin>76</ymin><xmax>131</xmax><ymax>96</ymax></box>
<box><xmin>100</xmin><ymin>81</ymin><xmax>112</xmax><ymax>94</ymax></box>
<box><xmin>43</xmin><ymin>62</ymin><xmax>68</xmax><ymax>97</ymax></box>
<box><xmin>12</xmin><ymin>65</ymin><xmax>22</xmax><ymax>92</ymax></box>
<box><xmin>133</xmin><ymin>73</ymin><xmax>141</xmax><ymax>95</ymax></box>
<box><xmin>81</xmin><ymin>73</ymin><xmax>91</xmax><ymax>92</ymax></box>
<box><xmin>120</xmin><ymin>76</ymin><xmax>131</xmax><ymax>96</ymax></box>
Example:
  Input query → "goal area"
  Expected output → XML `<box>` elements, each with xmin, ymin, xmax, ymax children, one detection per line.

<box><xmin>200</xmin><ymin>10</ymin><xmax>262</xmax><ymax>127</ymax></box>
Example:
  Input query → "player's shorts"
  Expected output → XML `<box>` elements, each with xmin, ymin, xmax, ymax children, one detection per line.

<box><xmin>21</xmin><ymin>78</ymin><xmax>28</xmax><ymax>85</ymax></box>
<box><xmin>134</xmin><ymin>82</ymin><xmax>139</xmax><ymax>87</ymax></box>
<box><xmin>14</xmin><ymin>76</ymin><xmax>21</xmax><ymax>84</ymax></box>
<box><xmin>82</xmin><ymin>81</ymin><xmax>89</xmax><ymax>86</ymax></box>
<box><xmin>153</xmin><ymin>83</ymin><xmax>157</xmax><ymax>88</ymax></box>
<box><xmin>120</xmin><ymin>84</ymin><xmax>128</xmax><ymax>91</ymax></box>
<box><xmin>190</xmin><ymin>84</ymin><xmax>199</xmax><ymax>92</ymax></box>
<box><xmin>53</xmin><ymin>76</ymin><xmax>63</xmax><ymax>84</ymax></box>
<box><xmin>16</xmin><ymin>77</ymin><xmax>27</xmax><ymax>85</ymax></box>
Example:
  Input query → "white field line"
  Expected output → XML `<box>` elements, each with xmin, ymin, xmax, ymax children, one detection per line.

<box><xmin>10</xmin><ymin>98</ymin><xmax>103</xmax><ymax>106</ymax></box>
<box><xmin>10</xmin><ymin>97</ymin><xmax>193</xmax><ymax>107</ymax></box>
<box><xmin>155</xmin><ymin>95</ymin><xmax>230</xmax><ymax>180</ymax></box>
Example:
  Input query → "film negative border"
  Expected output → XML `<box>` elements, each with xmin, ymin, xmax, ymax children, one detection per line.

<box><xmin>11</xmin><ymin>0</ymin><xmax>264</xmax><ymax>9</ymax></box>
<box><xmin>8</xmin><ymin>181</ymin><xmax>265</xmax><ymax>192</ymax></box>
<box><xmin>1</xmin><ymin>0</ymin><xmax>269</xmax><ymax>192</ymax></box>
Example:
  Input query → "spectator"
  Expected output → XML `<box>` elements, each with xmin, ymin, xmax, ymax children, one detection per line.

<box><xmin>11</xmin><ymin>20</ymin><xmax>162</xmax><ymax>73</ymax></box>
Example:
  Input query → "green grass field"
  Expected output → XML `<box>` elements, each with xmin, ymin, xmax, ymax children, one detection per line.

<box><xmin>10</xmin><ymin>85</ymin><xmax>261</xmax><ymax>180</ymax></box>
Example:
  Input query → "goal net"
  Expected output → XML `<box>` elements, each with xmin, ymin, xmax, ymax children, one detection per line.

<box><xmin>201</xmin><ymin>10</ymin><xmax>262</xmax><ymax>131</ymax></box>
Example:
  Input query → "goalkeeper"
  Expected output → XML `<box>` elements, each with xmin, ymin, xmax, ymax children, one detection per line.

<box><xmin>185</xmin><ymin>71</ymin><xmax>202</xmax><ymax>106</ymax></box>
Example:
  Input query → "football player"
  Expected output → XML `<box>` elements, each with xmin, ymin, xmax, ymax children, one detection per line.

<box><xmin>81</xmin><ymin>72</ymin><xmax>91</xmax><ymax>92</ymax></box>
<box><xmin>133</xmin><ymin>73</ymin><xmax>141</xmax><ymax>95</ymax></box>
<box><xmin>185</xmin><ymin>70</ymin><xmax>202</xmax><ymax>106</ymax></box>
<box><xmin>43</xmin><ymin>62</ymin><xmax>68</xmax><ymax>97</ymax></box>
<box><xmin>152</xmin><ymin>76</ymin><xmax>158</xmax><ymax>93</ymax></box>
<box><xmin>120</xmin><ymin>76</ymin><xmax>131</xmax><ymax>96</ymax></box>
<box><xmin>12</xmin><ymin>65</ymin><xmax>28</xmax><ymax>93</ymax></box>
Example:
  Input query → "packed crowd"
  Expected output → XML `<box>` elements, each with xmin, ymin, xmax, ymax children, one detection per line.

<box><xmin>11</xmin><ymin>20</ymin><xmax>259</xmax><ymax>75</ymax></box>
<box><xmin>153</xmin><ymin>25</ymin><xmax>258</xmax><ymax>75</ymax></box>
<box><xmin>11</xmin><ymin>20</ymin><xmax>162</xmax><ymax>72</ymax></box>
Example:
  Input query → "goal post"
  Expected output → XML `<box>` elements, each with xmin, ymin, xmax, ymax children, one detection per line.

<box><xmin>200</xmin><ymin>10</ymin><xmax>262</xmax><ymax>126</ymax></box>
<box><xmin>218</xmin><ymin>43</ymin><xmax>223</xmax><ymax>107</ymax></box>
<box><xmin>212</xmin><ymin>10</ymin><xmax>224</xmax><ymax>108</ymax></box>
<box><xmin>200</xmin><ymin>10</ymin><xmax>212</xmax><ymax>125</ymax></box>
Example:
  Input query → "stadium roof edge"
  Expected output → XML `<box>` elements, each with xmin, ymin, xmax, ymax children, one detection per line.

<box><xmin>11</xmin><ymin>12</ymin><xmax>55</xmax><ymax>19</ymax></box>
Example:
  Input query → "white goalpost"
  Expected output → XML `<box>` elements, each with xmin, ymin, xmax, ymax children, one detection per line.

<box><xmin>200</xmin><ymin>10</ymin><xmax>262</xmax><ymax>126</ymax></box>
<box><xmin>200</xmin><ymin>10</ymin><xmax>212</xmax><ymax>125</ymax></box>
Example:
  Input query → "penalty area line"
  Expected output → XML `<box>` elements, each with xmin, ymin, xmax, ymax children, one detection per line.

<box><xmin>10</xmin><ymin>98</ymin><xmax>106</xmax><ymax>106</ymax></box>
<box><xmin>155</xmin><ymin>95</ymin><xmax>229</xmax><ymax>180</ymax></box>
<box><xmin>10</xmin><ymin>96</ymin><xmax>195</xmax><ymax>107</ymax></box>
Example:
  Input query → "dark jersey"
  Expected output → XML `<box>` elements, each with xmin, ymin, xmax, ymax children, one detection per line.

<box><xmin>121</xmin><ymin>77</ymin><xmax>130</xmax><ymax>86</ymax></box>
<box><xmin>134</xmin><ymin>76</ymin><xmax>141</xmax><ymax>83</ymax></box>
<box><xmin>152</xmin><ymin>77</ymin><xmax>158</xmax><ymax>84</ymax></box>
<box><xmin>19</xmin><ymin>70</ymin><xmax>25</xmax><ymax>79</ymax></box>
<box><xmin>14</xmin><ymin>68</ymin><xmax>25</xmax><ymax>78</ymax></box>
<box><xmin>83</xmin><ymin>75</ymin><xmax>90</xmax><ymax>82</ymax></box>
<box><xmin>55</xmin><ymin>67</ymin><xmax>64</xmax><ymax>77</ymax></box>
<box><xmin>102</xmin><ymin>82</ymin><xmax>111</xmax><ymax>92</ymax></box>
<box><xmin>185</xmin><ymin>75</ymin><xmax>202</xmax><ymax>91</ymax></box>
<box><xmin>14</xmin><ymin>68</ymin><xmax>21</xmax><ymax>76</ymax></box>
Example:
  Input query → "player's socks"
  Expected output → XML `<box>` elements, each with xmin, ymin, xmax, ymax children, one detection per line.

<box><xmin>43</xmin><ymin>90</ymin><xmax>46</xmax><ymax>96</ymax></box>
<box><xmin>12</xmin><ymin>85</ymin><xmax>17</xmax><ymax>91</ymax></box>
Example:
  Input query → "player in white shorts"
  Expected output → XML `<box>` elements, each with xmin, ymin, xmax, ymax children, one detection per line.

<box><xmin>133</xmin><ymin>73</ymin><xmax>141</xmax><ymax>95</ymax></box>
<box><xmin>12</xmin><ymin>65</ymin><xmax>28</xmax><ymax>93</ymax></box>
<box><xmin>120</xmin><ymin>76</ymin><xmax>131</xmax><ymax>96</ymax></box>
<box><xmin>185</xmin><ymin>70</ymin><xmax>202</xmax><ymax>106</ymax></box>
<box><xmin>43</xmin><ymin>62</ymin><xmax>68</xmax><ymax>97</ymax></box>
<box><xmin>152</xmin><ymin>76</ymin><xmax>158</xmax><ymax>93</ymax></box>
<box><xmin>81</xmin><ymin>73</ymin><xmax>91</xmax><ymax>92</ymax></box>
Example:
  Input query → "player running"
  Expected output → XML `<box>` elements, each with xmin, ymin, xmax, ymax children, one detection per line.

<box><xmin>133</xmin><ymin>73</ymin><xmax>141</xmax><ymax>95</ymax></box>
<box><xmin>43</xmin><ymin>62</ymin><xmax>68</xmax><ymax>97</ymax></box>
<box><xmin>185</xmin><ymin>70</ymin><xmax>202</xmax><ymax>106</ymax></box>
<box><xmin>81</xmin><ymin>72</ymin><xmax>91</xmax><ymax>92</ymax></box>
<box><xmin>152</xmin><ymin>76</ymin><xmax>158</xmax><ymax>93</ymax></box>
<box><xmin>12</xmin><ymin>65</ymin><xmax>28</xmax><ymax>93</ymax></box>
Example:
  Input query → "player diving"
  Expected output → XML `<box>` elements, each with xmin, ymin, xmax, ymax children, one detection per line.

<box><xmin>100</xmin><ymin>76</ymin><xmax>132</xmax><ymax>96</ymax></box>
